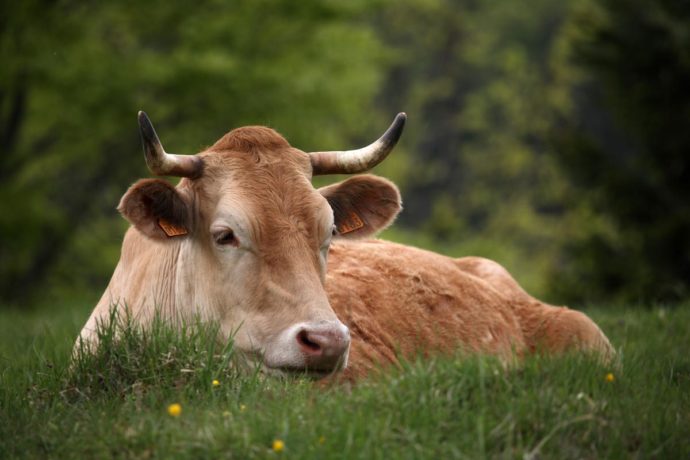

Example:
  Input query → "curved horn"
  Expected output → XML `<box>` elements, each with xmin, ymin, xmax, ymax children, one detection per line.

<box><xmin>310</xmin><ymin>112</ymin><xmax>407</xmax><ymax>175</ymax></box>
<box><xmin>138</xmin><ymin>111</ymin><xmax>203</xmax><ymax>178</ymax></box>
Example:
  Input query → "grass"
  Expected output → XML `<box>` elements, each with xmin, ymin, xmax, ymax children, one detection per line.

<box><xmin>1</xmin><ymin>302</ymin><xmax>689</xmax><ymax>459</ymax></box>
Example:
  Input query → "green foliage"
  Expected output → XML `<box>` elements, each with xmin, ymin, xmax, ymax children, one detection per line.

<box><xmin>2</xmin><ymin>0</ymin><xmax>688</xmax><ymax>305</ymax></box>
<box><xmin>0</xmin><ymin>0</ymin><xmax>387</xmax><ymax>304</ymax></box>
<box><xmin>1</xmin><ymin>303</ymin><xmax>689</xmax><ymax>458</ymax></box>
<box><xmin>374</xmin><ymin>0</ymin><xmax>579</xmax><ymax>299</ymax></box>
<box><xmin>549</xmin><ymin>0</ymin><xmax>690</xmax><ymax>302</ymax></box>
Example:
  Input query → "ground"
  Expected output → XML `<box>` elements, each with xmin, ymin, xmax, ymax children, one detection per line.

<box><xmin>1</xmin><ymin>301</ymin><xmax>689</xmax><ymax>459</ymax></box>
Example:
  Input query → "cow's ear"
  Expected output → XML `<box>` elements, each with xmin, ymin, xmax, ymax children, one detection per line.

<box><xmin>118</xmin><ymin>179</ymin><xmax>191</xmax><ymax>240</ymax></box>
<box><xmin>318</xmin><ymin>174</ymin><xmax>401</xmax><ymax>239</ymax></box>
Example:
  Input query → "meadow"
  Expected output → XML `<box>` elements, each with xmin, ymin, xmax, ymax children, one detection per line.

<box><xmin>1</xmin><ymin>302</ymin><xmax>688</xmax><ymax>459</ymax></box>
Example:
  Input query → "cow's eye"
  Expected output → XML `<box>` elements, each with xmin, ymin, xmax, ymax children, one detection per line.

<box><xmin>214</xmin><ymin>229</ymin><xmax>239</xmax><ymax>247</ymax></box>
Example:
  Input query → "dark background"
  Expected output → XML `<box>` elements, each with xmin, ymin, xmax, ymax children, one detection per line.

<box><xmin>2</xmin><ymin>0</ymin><xmax>689</xmax><ymax>308</ymax></box>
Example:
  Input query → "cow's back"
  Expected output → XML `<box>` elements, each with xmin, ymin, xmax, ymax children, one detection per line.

<box><xmin>325</xmin><ymin>239</ymin><xmax>528</xmax><ymax>378</ymax></box>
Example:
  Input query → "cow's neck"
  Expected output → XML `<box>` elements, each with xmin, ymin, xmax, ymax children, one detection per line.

<box><xmin>103</xmin><ymin>228</ymin><xmax>196</xmax><ymax>322</ymax></box>
<box><xmin>81</xmin><ymin>228</ymin><xmax>218</xmax><ymax>346</ymax></box>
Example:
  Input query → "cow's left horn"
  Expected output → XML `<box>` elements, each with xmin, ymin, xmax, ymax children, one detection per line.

<box><xmin>138</xmin><ymin>111</ymin><xmax>203</xmax><ymax>178</ymax></box>
<box><xmin>310</xmin><ymin>112</ymin><xmax>406</xmax><ymax>175</ymax></box>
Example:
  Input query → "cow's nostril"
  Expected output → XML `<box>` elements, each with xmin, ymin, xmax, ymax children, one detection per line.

<box><xmin>297</xmin><ymin>329</ymin><xmax>322</xmax><ymax>355</ymax></box>
<box><xmin>289</xmin><ymin>323</ymin><xmax>350</xmax><ymax>372</ymax></box>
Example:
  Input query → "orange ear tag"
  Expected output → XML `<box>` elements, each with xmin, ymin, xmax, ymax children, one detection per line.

<box><xmin>158</xmin><ymin>218</ymin><xmax>188</xmax><ymax>237</ymax></box>
<box><xmin>337</xmin><ymin>212</ymin><xmax>365</xmax><ymax>235</ymax></box>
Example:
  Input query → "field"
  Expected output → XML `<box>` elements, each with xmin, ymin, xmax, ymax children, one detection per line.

<box><xmin>1</xmin><ymin>302</ymin><xmax>689</xmax><ymax>459</ymax></box>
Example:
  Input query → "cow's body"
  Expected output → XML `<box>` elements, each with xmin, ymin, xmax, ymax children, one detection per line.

<box><xmin>326</xmin><ymin>239</ymin><xmax>612</xmax><ymax>378</ymax></box>
<box><xmin>77</xmin><ymin>112</ymin><xmax>613</xmax><ymax>379</ymax></box>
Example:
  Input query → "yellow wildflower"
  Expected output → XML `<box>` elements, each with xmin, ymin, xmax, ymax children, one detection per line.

<box><xmin>272</xmin><ymin>439</ymin><xmax>285</xmax><ymax>452</ymax></box>
<box><xmin>240</xmin><ymin>404</ymin><xmax>247</xmax><ymax>413</ymax></box>
<box><xmin>605</xmin><ymin>372</ymin><xmax>615</xmax><ymax>382</ymax></box>
<box><xmin>212</xmin><ymin>379</ymin><xmax>220</xmax><ymax>387</ymax></box>
<box><xmin>167</xmin><ymin>403</ymin><xmax>182</xmax><ymax>417</ymax></box>
<box><xmin>318</xmin><ymin>436</ymin><xmax>326</xmax><ymax>445</ymax></box>
<box><xmin>222</xmin><ymin>411</ymin><xmax>231</xmax><ymax>417</ymax></box>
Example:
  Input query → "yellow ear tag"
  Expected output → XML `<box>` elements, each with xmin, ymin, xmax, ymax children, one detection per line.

<box><xmin>337</xmin><ymin>212</ymin><xmax>365</xmax><ymax>235</ymax></box>
<box><xmin>158</xmin><ymin>218</ymin><xmax>188</xmax><ymax>237</ymax></box>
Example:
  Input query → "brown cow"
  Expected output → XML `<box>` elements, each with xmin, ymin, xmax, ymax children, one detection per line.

<box><xmin>77</xmin><ymin>112</ymin><xmax>613</xmax><ymax>379</ymax></box>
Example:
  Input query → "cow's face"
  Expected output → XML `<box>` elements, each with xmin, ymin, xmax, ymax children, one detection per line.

<box><xmin>116</xmin><ymin>116</ymin><xmax>404</xmax><ymax>376</ymax></box>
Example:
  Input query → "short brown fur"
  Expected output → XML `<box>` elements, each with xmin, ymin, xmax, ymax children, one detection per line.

<box><xmin>326</xmin><ymin>241</ymin><xmax>613</xmax><ymax>380</ymax></box>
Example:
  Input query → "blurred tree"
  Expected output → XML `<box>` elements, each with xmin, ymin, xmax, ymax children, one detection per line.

<box><xmin>4</xmin><ymin>0</ymin><xmax>686</xmax><ymax>307</ymax></box>
<box><xmin>375</xmin><ymin>0</ymin><xmax>575</xmax><ymax>298</ymax></box>
<box><xmin>0</xmin><ymin>0</ymin><xmax>387</xmax><ymax>305</ymax></box>
<box><xmin>549</xmin><ymin>0</ymin><xmax>690</xmax><ymax>302</ymax></box>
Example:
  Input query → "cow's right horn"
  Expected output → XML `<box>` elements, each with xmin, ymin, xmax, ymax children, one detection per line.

<box><xmin>309</xmin><ymin>112</ymin><xmax>407</xmax><ymax>175</ymax></box>
<box><xmin>138</xmin><ymin>111</ymin><xmax>203</xmax><ymax>178</ymax></box>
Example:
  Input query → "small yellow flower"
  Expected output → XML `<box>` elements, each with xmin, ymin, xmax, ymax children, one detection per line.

<box><xmin>318</xmin><ymin>436</ymin><xmax>326</xmax><ymax>445</ymax></box>
<box><xmin>239</xmin><ymin>404</ymin><xmax>247</xmax><ymax>413</ymax></box>
<box><xmin>167</xmin><ymin>403</ymin><xmax>182</xmax><ymax>417</ymax></box>
<box><xmin>605</xmin><ymin>372</ymin><xmax>615</xmax><ymax>382</ymax></box>
<box><xmin>222</xmin><ymin>411</ymin><xmax>231</xmax><ymax>417</ymax></box>
<box><xmin>212</xmin><ymin>379</ymin><xmax>220</xmax><ymax>387</ymax></box>
<box><xmin>272</xmin><ymin>439</ymin><xmax>285</xmax><ymax>452</ymax></box>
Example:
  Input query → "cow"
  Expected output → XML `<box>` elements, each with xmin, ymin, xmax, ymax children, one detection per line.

<box><xmin>76</xmin><ymin>111</ymin><xmax>613</xmax><ymax>380</ymax></box>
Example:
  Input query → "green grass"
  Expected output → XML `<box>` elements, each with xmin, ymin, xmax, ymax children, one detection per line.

<box><xmin>1</xmin><ymin>303</ymin><xmax>689</xmax><ymax>459</ymax></box>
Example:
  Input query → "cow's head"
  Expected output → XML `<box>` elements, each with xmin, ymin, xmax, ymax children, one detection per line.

<box><xmin>117</xmin><ymin>112</ymin><xmax>405</xmax><ymax>377</ymax></box>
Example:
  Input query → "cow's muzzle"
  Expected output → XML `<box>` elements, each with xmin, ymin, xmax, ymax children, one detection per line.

<box><xmin>263</xmin><ymin>320</ymin><xmax>351</xmax><ymax>377</ymax></box>
<box><xmin>263</xmin><ymin>319</ymin><xmax>350</xmax><ymax>378</ymax></box>
<box><xmin>295</xmin><ymin>322</ymin><xmax>350</xmax><ymax>371</ymax></box>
